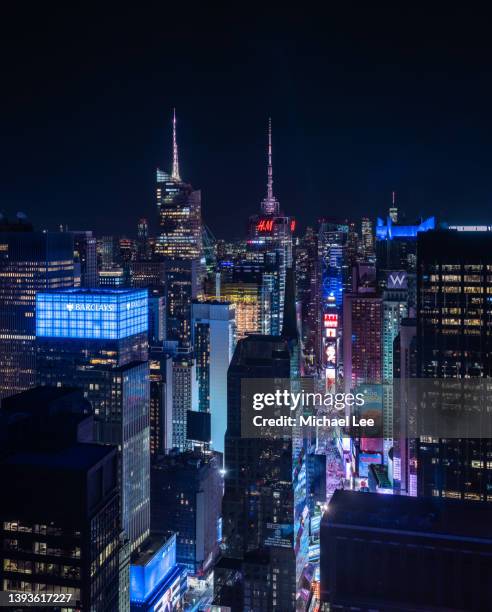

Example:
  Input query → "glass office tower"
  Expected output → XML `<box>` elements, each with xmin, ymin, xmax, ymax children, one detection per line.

<box><xmin>417</xmin><ymin>230</ymin><xmax>492</xmax><ymax>501</ymax></box>
<box><xmin>36</xmin><ymin>288</ymin><xmax>150</xmax><ymax>550</ymax></box>
<box><xmin>0</xmin><ymin>219</ymin><xmax>74</xmax><ymax>400</ymax></box>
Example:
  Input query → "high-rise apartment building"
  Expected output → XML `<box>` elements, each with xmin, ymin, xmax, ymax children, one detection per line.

<box><xmin>0</xmin><ymin>217</ymin><xmax>74</xmax><ymax>400</ymax></box>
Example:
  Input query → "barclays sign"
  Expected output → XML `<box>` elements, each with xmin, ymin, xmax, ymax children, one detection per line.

<box><xmin>66</xmin><ymin>302</ymin><xmax>115</xmax><ymax>312</ymax></box>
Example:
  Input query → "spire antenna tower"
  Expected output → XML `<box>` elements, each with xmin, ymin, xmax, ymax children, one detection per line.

<box><xmin>267</xmin><ymin>117</ymin><xmax>273</xmax><ymax>201</ymax></box>
<box><xmin>261</xmin><ymin>117</ymin><xmax>279</xmax><ymax>215</ymax></box>
<box><xmin>171</xmin><ymin>108</ymin><xmax>181</xmax><ymax>181</ymax></box>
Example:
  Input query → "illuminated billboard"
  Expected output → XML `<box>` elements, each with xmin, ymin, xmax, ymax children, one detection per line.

<box><xmin>130</xmin><ymin>534</ymin><xmax>177</xmax><ymax>603</ymax></box>
<box><xmin>36</xmin><ymin>288</ymin><xmax>148</xmax><ymax>340</ymax></box>
<box><xmin>358</xmin><ymin>452</ymin><xmax>382</xmax><ymax>478</ymax></box>
<box><xmin>323</xmin><ymin>310</ymin><xmax>338</xmax><ymax>387</ymax></box>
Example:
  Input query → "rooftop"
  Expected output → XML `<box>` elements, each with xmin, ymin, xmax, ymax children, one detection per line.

<box><xmin>3</xmin><ymin>443</ymin><xmax>114</xmax><ymax>472</ymax></box>
<box><xmin>131</xmin><ymin>534</ymin><xmax>171</xmax><ymax>567</ymax></box>
<box><xmin>323</xmin><ymin>490</ymin><xmax>492</xmax><ymax>542</ymax></box>
<box><xmin>37</xmin><ymin>287</ymin><xmax>147</xmax><ymax>296</ymax></box>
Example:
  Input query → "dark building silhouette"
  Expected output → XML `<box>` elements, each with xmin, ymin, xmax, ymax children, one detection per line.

<box><xmin>0</xmin><ymin>387</ymin><xmax>121</xmax><ymax>610</ymax></box>
<box><xmin>72</xmin><ymin>230</ymin><xmax>98</xmax><ymax>288</ymax></box>
<box><xmin>321</xmin><ymin>490</ymin><xmax>492</xmax><ymax>611</ymax></box>
<box><xmin>151</xmin><ymin>451</ymin><xmax>222</xmax><ymax>577</ymax></box>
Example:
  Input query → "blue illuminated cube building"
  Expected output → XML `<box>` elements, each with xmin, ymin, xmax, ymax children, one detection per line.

<box><xmin>36</xmin><ymin>289</ymin><xmax>150</xmax><ymax>552</ymax></box>
<box><xmin>36</xmin><ymin>288</ymin><xmax>148</xmax><ymax>340</ymax></box>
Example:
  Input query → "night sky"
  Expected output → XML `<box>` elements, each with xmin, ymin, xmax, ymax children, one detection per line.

<box><xmin>1</xmin><ymin>4</ymin><xmax>492</xmax><ymax>238</ymax></box>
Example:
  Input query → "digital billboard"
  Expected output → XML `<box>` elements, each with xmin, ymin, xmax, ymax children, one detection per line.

<box><xmin>36</xmin><ymin>288</ymin><xmax>148</xmax><ymax>340</ymax></box>
<box><xmin>130</xmin><ymin>534</ymin><xmax>177</xmax><ymax>603</ymax></box>
<box><xmin>358</xmin><ymin>452</ymin><xmax>382</xmax><ymax>478</ymax></box>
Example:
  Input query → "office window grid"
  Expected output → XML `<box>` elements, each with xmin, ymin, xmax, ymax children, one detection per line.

<box><xmin>35</xmin><ymin>291</ymin><xmax>148</xmax><ymax>340</ymax></box>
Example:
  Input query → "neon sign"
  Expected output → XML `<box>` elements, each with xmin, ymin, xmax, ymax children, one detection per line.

<box><xmin>323</xmin><ymin>313</ymin><xmax>338</xmax><ymax>328</ymax></box>
<box><xmin>256</xmin><ymin>219</ymin><xmax>274</xmax><ymax>232</ymax></box>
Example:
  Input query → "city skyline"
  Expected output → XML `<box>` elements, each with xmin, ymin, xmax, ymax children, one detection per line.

<box><xmin>2</xmin><ymin>6</ymin><xmax>492</xmax><ymax>611</ymax></box>
<box><xmin>2</xmin><ymin>6</ymin><xmax>492</xmax><ymax>236</ymax></box>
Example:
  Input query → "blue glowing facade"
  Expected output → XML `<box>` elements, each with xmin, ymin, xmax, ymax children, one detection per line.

<box><xmin>130</xmin><ymin>534</ymin><xmax>187</xmax><ymax>611</ymax></box>
<box><xmin>36</xmin><ymin>289</ymin><xmax>148</xmax><ymax>340</ymax></box>
<box><xmin>376</xmin><ymin>216</ymin><xmax>435</xmax><ymax>240</ymax></box>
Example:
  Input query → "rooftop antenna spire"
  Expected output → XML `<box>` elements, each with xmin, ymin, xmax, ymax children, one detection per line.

<box><xmin>171</xmin><ymin>108</ymin><xmax>181</xmax><ymax>181</ymax></box>
<box><xmin>267</xmin><ymin>117</ymin><xmax>273</xmax><ymax>201</ymax></box>
<box><xmin>261</xmin><ymin>117</ymin><xmax>279</xmax><ymax>215</ymax></box>
<box><xmin>392</xmin><ymin>190</ymin><xmax>396</xmax><ymax>206</ymax></box>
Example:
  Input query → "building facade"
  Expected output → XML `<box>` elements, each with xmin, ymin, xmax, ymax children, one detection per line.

<box><xmin>36</xmin><ymin>288</ymin><xmax>151</xmax><ymax>549</ymax></box>
<box><xmin>0</xmin><ymin>220</ymin><xmax>74</xmax><ymax>400</ymax></box>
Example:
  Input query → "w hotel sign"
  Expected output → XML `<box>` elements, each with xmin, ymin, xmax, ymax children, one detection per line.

<box><xmin>387</xmin><ymin>271</ymin><xmax>407</xmax><ymax>289</ymax></box>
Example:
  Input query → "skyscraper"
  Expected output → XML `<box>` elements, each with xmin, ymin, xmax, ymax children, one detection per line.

<box><xmin>318</xmin><ymin>220</ymin><xmax>352</xmax><ymax>387</ymax></box>
<box><xmin>72</xmin><ymin>230</ymin><xmax>98</xmax><ymax>288</ymax></box>
<box><xmin>151</xmin><ymin>450</ymin><xmax>223</xmax><ymax>576</ymax></box>
<box><xmin>375</xmin><ymin>213</ymin><xmax>435</xmax><ymax>308</ymax></box>
<box><xmin>136</xmin><ymin>217</ymin><xmax>151</xmax><ymax>260</ymax></box>
<box><xmin>381</xmin><ymin>274</ymin><xmax>408</xmax><ymax>462</ymax></box>
<box><xmin>360</xmin><ymin>217</ymin><xmax>375</xmax><ymax>261</ymax></box>
<box><xmin>214</xmin><ymin>261</ymin><xmax>271</xmax><ymax>339</ymax></box>
<box><xmin>295</xmin><ymin>227</ymin><xmax>319</xmax><ymax>373</ymax></box>
<box><xmin>164</xmin><ymin>258</ymin><xmax>202</xmax><ymax>350</ymax></box>
<box><xmin>148</xmin><ymin>346</ymin><xmax>174</xmax><ymax>458</ymax></box>
<box><xmin>343</xmin><ymin>264</ymin><xmax>382</xmax><ymax>390</ymax></box>
<box><xmin>221</xmin><ymin>335</ymin><xmax>296</xmax><ymax>610</ymax></box>
<box><xmin>220</xmin><ymin>277</ymin><xmax>309</xmax><ymax>610</ymax></box>
<box><xmin>320</xmin><ymin>490</ymin><xmax>492</xmax><ymax>610</ymax></box>
<box><xmin>155</xmin><ymin>110</ymin><xmax>202</xmax><ymax>260</ymax></box>
<box><xmin>192</xmin><ymin>300</ymin><xmax>236</xmax><ymax>454</ymax></box>
<box><xmin>0</xmin><ymin>216</ymin><xmax>74</xmax><ymax>400</ymax></box>
<box><xmin>36</xmin><ymin>288</ymin><xmax>150</xmax><ymax>549</ymax></box>
<box><xmin>170</xmin><ymin>352</ymin><xmax>198</xmax><ymax>451</ymax></box>
<box><xmin>0</xmin><ymin>387</ymin><xmax>121</xmax><ymax>611</ymax></box>
<box><xmin>416</xmin><ymin>229</ymin><xmax>492</xmax><ymax>501</ymax></box>
<box><xmin>248</xmin><ymin>119</ymin><xmax>294</xmax><ymax>335</ymax></box>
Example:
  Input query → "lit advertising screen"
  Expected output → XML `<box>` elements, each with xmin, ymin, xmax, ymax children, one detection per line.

<box><xmin>130</xmin><ymin>535</ymin><xmax>177</xmax><ymax>603</ymax></box>
<box><xmin>358</xmin><ymin>452</ymin><xmax>382</xmax><ymax>478</ymax></box>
